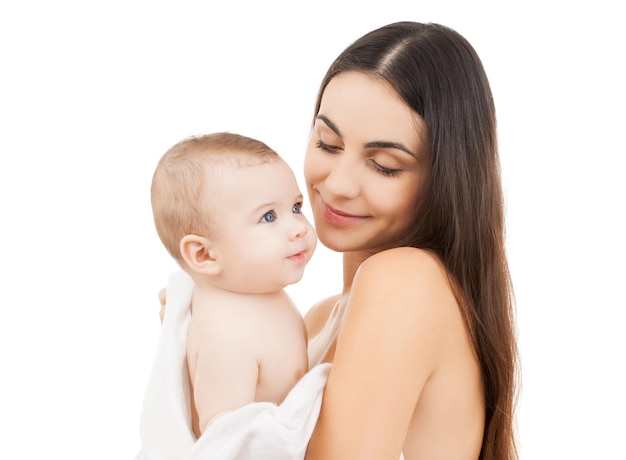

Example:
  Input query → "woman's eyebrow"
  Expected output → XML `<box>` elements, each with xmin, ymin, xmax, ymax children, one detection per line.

<box><xmin>316</xmin><ymin>115</ymin><xmax>342</xmax><ymax>137</ymax></box>
<box><xmin>318</xmin><ymin>114</ymin><xmax>418</xmax><ymax>160</ymax></box>
<box><xmin>364</xmin><ymin>141</ymin><xmax>418</xmax><ymax>160</ymax></box>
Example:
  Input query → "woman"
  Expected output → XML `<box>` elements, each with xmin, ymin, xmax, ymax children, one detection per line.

<box><xmin>154</xmin><ymin>20</ymin><xmax>518</xmax><ymax>460</ymax></box>
<box><xmin>302</xmin><ymin>22</ymin><xmax>518</xmax><ymax>460</ymax></box>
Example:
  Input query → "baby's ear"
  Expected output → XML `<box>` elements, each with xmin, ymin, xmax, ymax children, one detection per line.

<box><xmin>180</xmin><ymin>234</ymin><xmax>221</xmax><ymax>276</ymax></box>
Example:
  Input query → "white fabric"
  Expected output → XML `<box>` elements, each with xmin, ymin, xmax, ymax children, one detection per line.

<box><xmin>307</xmin><ymin>298</ymin><xmax>345</xmax><ymax>368</ymax></box>
<box><xmin>135</xmin><ymin>271</ymin><xmax>331</xmax><ymax>460</ymax></box>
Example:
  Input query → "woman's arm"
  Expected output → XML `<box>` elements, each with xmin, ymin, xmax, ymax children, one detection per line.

<box><xmin>304</xmin><ymin>295</ymin><xmax>342</xmax><ymax>368</ymax></box>
<box><xmin>304</xmin><ymin>295</ymin><xmax>340</xmax><ymax>339</ymax></box>
<box><xmin>305</xmin><ymin>247</ymin><xmax>457</xmax><ymax>460</ymax></box>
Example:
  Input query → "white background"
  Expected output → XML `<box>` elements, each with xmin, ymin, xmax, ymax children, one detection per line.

<box><xmin>1</xmin><ymin>1</ymin><xmax>624</xmax><ymax>458</ymax></box>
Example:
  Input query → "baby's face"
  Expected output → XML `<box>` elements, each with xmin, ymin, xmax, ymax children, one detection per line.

<box><xmin>209</xmin><ymin>158</ymin><xmax>317</xmax><ymax>294</ymax></box>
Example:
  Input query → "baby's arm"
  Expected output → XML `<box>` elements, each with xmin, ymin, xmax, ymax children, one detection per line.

<box><xmin>189</xmin><ymin>332</ymin><xmax>259</xmax><ymax>435</ymax></box>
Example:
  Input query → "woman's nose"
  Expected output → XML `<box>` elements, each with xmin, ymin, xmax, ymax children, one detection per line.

<box><xmin>323</xmin><ymin>153</ymin><xmax>361</xmax><ymax>199</ymax></box>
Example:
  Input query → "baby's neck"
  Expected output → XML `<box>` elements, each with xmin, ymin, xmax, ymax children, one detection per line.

<box><xmin>190</xmin><ymin>282</ymin><xmax>290</xmax><ymax>314</ymax></box>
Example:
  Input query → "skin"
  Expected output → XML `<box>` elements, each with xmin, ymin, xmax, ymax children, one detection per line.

<box><xmin>184</xmin><ymin>159</ymin><xmax>317</xmax><ymax>437</ymax></box>
<box><xmin>303</xmin><ymin>72</ymin><xmax>485</xmax><ymax>460</ymax></box>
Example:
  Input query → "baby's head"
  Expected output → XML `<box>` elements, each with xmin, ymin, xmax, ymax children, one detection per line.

<box><xmin>151</xmin><ymin>132</ymin><xmax>278</xmax><ymax>263</ymax></box>
<box><xmin>151</xmin><ymin>132</ymin><xmax>316</xmax><ymax>293</ymax></box>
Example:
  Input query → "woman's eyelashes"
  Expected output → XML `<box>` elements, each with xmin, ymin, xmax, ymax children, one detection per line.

<box><xmin>316</xmin><ymin>139</ymin><xmax>400</xmax><ymax>177</ymax></box>
<box><xmin>317</xmin><ymin>138</ymin><xmax>402</xmax><ymax>177</ymax></box>
<box><xmin>315</xmin><ymin>139</ymin><xmax>342</xmax><ymax>153</ymax></box>
<box><xmin>370</xmin><ymin>160</ymin><xmax>401</xmax><ymax>177</ymax></box>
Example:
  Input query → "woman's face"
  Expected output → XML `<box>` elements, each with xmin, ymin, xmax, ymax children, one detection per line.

<box><xmin>304</xmin><ymin>71</ymin><xmax>428</xmax><ymax>253</ymax></box>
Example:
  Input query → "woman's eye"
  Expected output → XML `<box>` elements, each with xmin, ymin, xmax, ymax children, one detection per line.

<box><xmin>260</xmin><ymin>211</ymin><xmax>277</xmax><ymax>223</ymax></box>
<box><xmin>371</xmin><ymin>160</ymin><xmax>400</xmax><ymax>177</ymax></box>
<box><xmin>292</xmin><ymin>202</ymin><xmax>302</xmax><ymax>214</ymax></box>
<box><xmin>316</xmin><ymin>140</ymin><xmax>341</xmax><ymax>153</ymax></box>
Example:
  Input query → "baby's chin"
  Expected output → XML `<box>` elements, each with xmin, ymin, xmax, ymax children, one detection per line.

<box><xmin>283</xmin><ymin>270</ymin><xmax>307</xmax><ymax>288</ymax></box>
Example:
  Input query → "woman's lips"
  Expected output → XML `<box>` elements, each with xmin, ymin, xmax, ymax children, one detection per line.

<box><xmin>321</xmin><ymin>202</ymin><xmax>366</xmax><ymax>226</ymax></box>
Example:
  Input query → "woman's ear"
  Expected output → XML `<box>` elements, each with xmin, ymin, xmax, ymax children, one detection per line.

<box><xmin>180</xmin><ymin>234</ymin><xmax>222</xmax><ymax>276</ymax></box>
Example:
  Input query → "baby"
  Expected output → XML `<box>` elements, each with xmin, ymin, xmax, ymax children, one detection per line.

<box><xmin>151</xmin><ymin>132</ymin><xmax>317</xmax><ymax>437</ymax></box>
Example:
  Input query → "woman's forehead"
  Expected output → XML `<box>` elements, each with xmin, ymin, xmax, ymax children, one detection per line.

<box><xmin>318</xmin><ymin>71</ymin><xmax>427</xmax><ymax>154</ymax></box>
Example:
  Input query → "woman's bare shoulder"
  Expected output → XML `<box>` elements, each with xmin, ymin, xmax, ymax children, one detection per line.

<box><xmin>364</xmin><ymin>246</ymin><xmax>442</xmax><ymax>268</ymax></box>
<box><xmin>351</xmin><ymin>247</ymin><xmax>457</xmax><ymax>331</ymax></box>
<box><xmin>359</xmin><ymin>247</ymin><xmax>449</xmax><ymax>289</ymax></box>
<box><xmin>308</xmin><ymin>249</ymin><xmax>462</xmax><ymax>458</ymax></box>
<box><xmin>304</xmin><ymin>294</ymin><xmax>341</xmax><ymax>338</ymax></box>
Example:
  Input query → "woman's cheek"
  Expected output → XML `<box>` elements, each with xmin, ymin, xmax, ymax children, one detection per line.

<box><xmin>303</xmin><ymin>148</ymin><xmax>323</xmax><ymax>186</ymax></box>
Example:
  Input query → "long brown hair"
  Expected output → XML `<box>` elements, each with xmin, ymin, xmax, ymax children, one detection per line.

<box><xmin>313</xmin><ymin>22</ymin><xmax>519</xmax><ymax>460</ymax></box>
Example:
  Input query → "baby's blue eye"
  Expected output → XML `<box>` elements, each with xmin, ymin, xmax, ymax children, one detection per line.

<box><xmin>292</xmin><ymin>203</ymin><xmax>302</xmax><ymax>214</ymax></box>
<box><xmin>260</xmin><ymin>211</ymin><xmax>277</xmax><ymax>223</ymax></box>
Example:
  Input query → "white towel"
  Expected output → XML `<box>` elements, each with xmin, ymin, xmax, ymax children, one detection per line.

<box><xmin>135</xmin><ymin>271</ymin><xmax>330</xmax><ymax>460</ymax></box>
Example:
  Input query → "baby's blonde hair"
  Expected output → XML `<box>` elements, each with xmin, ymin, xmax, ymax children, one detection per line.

<box><xmin>151</xmin><ymin>132</ymin><xmax>279</xmax><ymax>265</ymax></box>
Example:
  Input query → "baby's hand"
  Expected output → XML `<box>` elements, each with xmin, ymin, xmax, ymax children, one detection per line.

<box><xmin>158</xmin><ymin>288</ymin><xmax>167</xmax><ymax>323</ymax></box>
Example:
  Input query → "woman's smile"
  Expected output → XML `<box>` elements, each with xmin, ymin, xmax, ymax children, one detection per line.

<box><xmin>321</xmin><ymin>201</ymin><xmax>368</xmax><ymax>226</ymax></box>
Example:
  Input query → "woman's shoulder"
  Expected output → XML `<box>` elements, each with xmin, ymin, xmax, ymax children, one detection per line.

<box><xmin>351</xmin><ymin>247</ymin><xmax>457</xmax><ymax>328</ymax></box>
<box><xmin>359</xmin><ymin>247</ymin><xmax>447</xmax><ymax>284</ymax></box>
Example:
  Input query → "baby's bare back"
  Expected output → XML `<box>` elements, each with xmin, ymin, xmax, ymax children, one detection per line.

<box><xmin>187</xmin><ymin>288</ymin><xmax>308</xmax><ymax>437</ymax></box>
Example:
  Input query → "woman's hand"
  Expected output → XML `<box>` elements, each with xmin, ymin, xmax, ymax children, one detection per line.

<box><xmin>158</xmin><ymin>288</ymin><xmax>167</xmax><ymax>323</ymax></box>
